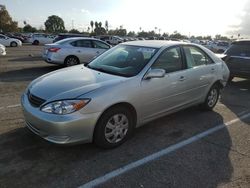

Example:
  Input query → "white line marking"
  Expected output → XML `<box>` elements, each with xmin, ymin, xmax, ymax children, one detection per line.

<box><xmin>79</xmin><ymin>112</ymin><xmax>250</xmax><ymax>188</ymax></box>
<box><xmin>0</xmin><ymin>103</ymin><xmax>21</xmax><ymax>110</ymax></box>
<box><xmin>7</xmin><ymin>104</ymin><xmax>21</xmax><ymax>108</ymax></box>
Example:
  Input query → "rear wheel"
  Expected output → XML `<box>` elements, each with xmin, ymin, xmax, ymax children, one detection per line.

<box><xmin>10</xmin><ymin>41</ymin><xmax>17</xmax><ymax>47</ymax></box>
<box><xmin>201</xmin><ymin>84</ymin><xmax>220</xmax><ymax>111</ymax></box>
<box><xmin>33</xmin><ymin>40</ymin><xmax>39</xmax><ymax>45</ymax></box>
<box><xmin>94</xmin><ymin>106</ymin><xmax>135</xmax><ymax>149</ymax></box>
<box><xmin>64</xmin><ymin>56</ymin><xmax>80</xmax><ymax>67</ymax></box>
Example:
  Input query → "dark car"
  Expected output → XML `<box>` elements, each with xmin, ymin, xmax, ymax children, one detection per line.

<box><xmin>5</xmin><ymin>33</ymin><xmax>25</xmax><ymax>43</ymax></box>
<box><xmin>222</xmin><ymin>40</ymin><xmax>250</xmax><ymax>81</ymax></box>
<box><xmin>53</xmin><ymin>33</ymin><xmax>89</xmax><ymax>43</ymax></box>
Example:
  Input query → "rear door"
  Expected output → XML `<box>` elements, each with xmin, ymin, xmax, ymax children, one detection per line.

<box><xmin>92</xmin><ymin>40</ymin><xmax>110</xmax><ymax>58</ymax></box>
<box><xmin>182</xmin><ymin>45</ymin><xmax>217</xmax><ymax>102</ymax></box>
<box><xmin>70</xmin><ymin>39</ymin><xmax>97</xmax><ymax>63</ymax></box>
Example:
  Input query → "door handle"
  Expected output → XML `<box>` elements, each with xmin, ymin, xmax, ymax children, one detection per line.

<box><xmin>211</xmin><ymin>68</ymin><xmax>215</xmax><ymax>73</ymax></box>
<box><xmin>179</xmin><ymin>76</ymin><xmax>186</xmax><ymax>81</ymax></box>
<box><xmin>77</xmin><ymin>50</ymin><xmax>81</xmax><ymax>53</ymax></box>
<box><xmin>96</xmin><ymin>51</ymin><xmax>100</xmax><ymax>54</ymax></box>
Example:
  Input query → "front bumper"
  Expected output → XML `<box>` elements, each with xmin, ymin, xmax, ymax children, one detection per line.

<box><xmin>21</xmin><ymin>93</ymin><xmax>101</xmax><ymax>144</ymax></box>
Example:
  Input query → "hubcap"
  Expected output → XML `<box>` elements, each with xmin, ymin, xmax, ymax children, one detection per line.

<box><xmin>207</xmin><ymin>88</ymin><xmax>218</xmax><ymax>107</ymax></box>
<box><xmin>104</xmin><ymin>114</ymin><xmax>129</xmax><ymax>143</ymax></box>
<box><xmin>66</xmin><ymin>58</ymin><xmax>78</xmax><ymax>66</ymax></box>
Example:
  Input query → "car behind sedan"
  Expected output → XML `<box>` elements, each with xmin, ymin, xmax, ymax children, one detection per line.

<box><xmin>221</xmin><ymin>40</ymin><xmax>250</xmax><ymax>81</ymax></box>
<box><xmin>22</xmin><ymin>41</ymin><xmax>229</xmax><ymax>148</ymax></box>
<box><xmin>42</xmin><ymin>37</ymin><xmax>111</xmax><ymax>66</ymax></box>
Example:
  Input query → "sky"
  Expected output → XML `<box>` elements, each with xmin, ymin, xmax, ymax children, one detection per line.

<box><xmin>1</xmin><ymin>0</ymin><xmax>250</xmax><ymax>37</ymax></box>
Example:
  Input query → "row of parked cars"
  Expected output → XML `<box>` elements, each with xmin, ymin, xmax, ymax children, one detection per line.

<box><xmin>41</xmin><ymin>35</ymin><xmax>250</xmax><ymax>81</ymax></box>
<box><xmin>0</xmin><ymin>30</ymin><xmax>248</xmax><ymax>148</ymax></box>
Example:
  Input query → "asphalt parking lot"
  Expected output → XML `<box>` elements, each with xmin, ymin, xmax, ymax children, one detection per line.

<box><xmin>0</xmin><ymin>45</ymin><xmax>250</xmax><ymax>188</ymax></box>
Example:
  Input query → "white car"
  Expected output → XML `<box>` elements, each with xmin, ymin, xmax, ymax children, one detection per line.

<box><xmin>42</xmin><ymin>37</ymin><xmax>111</xmax><ymax>66</ymax></box>
<box><xmin>0</xmin><ymin>44</ymin><xmax>6</xmax><ymax>55</ymax></box>
<box><xmin>0</xmin><ymin>34</ymin><xmax>22</xmax><ymax>47</ymax></box>
<box><xmin>29</xmin><ymin>33</ymin><xmax>55</xmax><ymax>45</ymax></box>
<box><xmin>97</xmin><ymin>35</ymin><xmax>123</xmax><ymax>45</ymax></box>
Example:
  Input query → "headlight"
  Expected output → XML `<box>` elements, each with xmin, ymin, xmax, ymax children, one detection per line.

<box><xmin>41</xmin><ymin>99</ymin><xmax>90</xmax><ymax>115</ymax></box>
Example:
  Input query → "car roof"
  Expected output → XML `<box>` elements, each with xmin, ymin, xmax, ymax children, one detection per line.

<box><xmin>122</xmin><ymin>40</ymin><xmax>187</xmax><ymax>48</ymax></box>
<box><xmin>232</xmin><ymin>39</ymin><xmax>250</xmax><ymax>45</ymax></box>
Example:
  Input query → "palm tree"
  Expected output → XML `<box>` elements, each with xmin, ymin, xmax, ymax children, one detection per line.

<box><xmin>94</xmin><ymin>21</ymin><xmax>98</xmax><ymax>29</ymax></box>
<box><xmin>90</xmin><ymin>21</ymin><xmax>94</xmax><ymax>32</ymax></box>
<box><xmin>105</xmin><ymin>20</ymin><xmax>108</xmax><ymax>32</ymax></box>
<box><xmin>98</xmin><ymin>22</ymin><xmax>102</xmax><ymax>28</ymax></box>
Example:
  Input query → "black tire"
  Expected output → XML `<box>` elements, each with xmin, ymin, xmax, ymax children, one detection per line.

<box><xmin>228</xmin><ymin>76</ymin><xmax>234</xmax><ymax>82</ymax></box>
<box><xmin>10</xmin><ymin>41</ymin><xmax>17</xmax><ymax>47</ymax></box>
<box><xmin>201</xmin><ymin>84</ymin><xmax>220</xmax><ymax>111</ymax></box>
<box><xmin>94</xmin><ymin>106</ymin><xmax>135</xmax><ymax>149</ymax></box>
<box><xmin>33</xmin><ymin>40</ymin><xmax>39</xmax><ymax>45</ymax></box>
<box><xmin>64</xmin><ymin>56</ymin><xmax>80</xmax><ymax>67</ymax></box>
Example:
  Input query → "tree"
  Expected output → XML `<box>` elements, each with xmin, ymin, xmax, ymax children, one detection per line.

<box><xmin>68</xmin><ymin>29</ymin><xmax>80</xmax><ymax>34</ymax></box>
<box><xmin>127</xmin><ymin>31</ymin><xmax>135</xmax><ymax>37</ymax></box>
<box><xmin>0</xmin><ymin>5</ymin><xmax>18</xmax><ymax>32</ymax></box>
<box><xmin>105</xmin><ymin>20</ymin><xmax>108</xmax><ymax>32</ymax></box>
<box><xmin>90</xmin><ymin>21</ymin><xmax>94</xmax><ymax>32</ymax></box>
<box><xmin>44</xmin><ymin>15</ymin><xmax>65</xmax><ymax>33</ymax></box>
<box><xmin>23</xmin><ymin>24</ymin><xmax>37</xmax><ymax>33</ymax></box>
<box><xmin>94</xmin><ymin>21</ymin><xmax>98</xmax><ymax>29</ymax></box>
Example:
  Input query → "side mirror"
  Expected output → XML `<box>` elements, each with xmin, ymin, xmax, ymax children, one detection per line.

<box><xmin>144</xmin><ymin>68</ymin><xmax>166</xmax><ymax>80</ymax></box>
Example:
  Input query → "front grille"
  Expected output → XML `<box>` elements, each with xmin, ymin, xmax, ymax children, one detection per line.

<box><xmin>27</xmin><ymin>90</ymin><xmax>46</xmax><ymax>107</ymax></box>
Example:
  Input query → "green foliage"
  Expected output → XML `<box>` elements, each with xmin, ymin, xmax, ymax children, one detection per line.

<box><xmin>44</xmin><ymin>15</ymin><xmax>65</xmax><ymax>33</ymax></box>
<box><xmin>68</xmin><ymin>29</ymin><xmax>80</xmax><ymax>34</ymax></box>
<box><xmin>0</xmin><ymin>5</ymin><xmax>18</xmax><ymax>32</ymax></box>
<box><xmin>23</xmin><ymin>24</ymin><xmax>37</xmax><ymax>33</ymax></box>
<box><xmin>108</xmin><ymin>28</ymin><xmax>127</xmax><ymax>36</ymax></box>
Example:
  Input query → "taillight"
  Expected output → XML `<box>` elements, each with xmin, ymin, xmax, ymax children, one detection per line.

<box><xmin>48</xmin><ymin>47</ymin><xmax>60</xmax><ymax>52</ymax></box>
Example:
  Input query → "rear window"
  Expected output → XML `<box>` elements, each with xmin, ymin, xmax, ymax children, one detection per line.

<box><xmin>225</xmin><ymin>44</ymin><xmax>250</xmax><ymax>57</ymax></box>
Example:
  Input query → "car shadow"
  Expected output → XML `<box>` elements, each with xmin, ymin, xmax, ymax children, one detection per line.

<box><xmin>0</xmin><ymin>109</ymin><xmax>233</xmax><ymax>187</ymax></box>
<box><xmin>8</xmin><ymin>56</ymin><xmax>43</xmax><ymax>62</ymax></box>
<box><xmin>220</xmin><ymin>78</ymin><xmax>250</xmax><ymax>122</ymax></box>
<box><xmin>0</xmin><ymin>66</ymin><xmax>61</xmax><ymax>82</ymax></box>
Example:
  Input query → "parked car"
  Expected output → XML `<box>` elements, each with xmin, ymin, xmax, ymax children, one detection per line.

<box><xmin>4</xmin><ymin>33</ymin><xmax>25</xmax><ymax>43</ymax></box>
<box><xmin>0</xmin><ymin>44</ymin><xmax>6</xmax><ymax>55</ymax></box>
<box><xmin>221</xmin><ymin>40</ymin><xmax>250</xmax><ymax>80</ymax></box>
<box><xmin>29</xmin><ymin>33</ymin><xmax>55</xmax><ymax>45</ymax></box>
<box><xmin>0</xmin><ymin>34</ymin><xmax>22</xmax><ymax>47</ymax></box>
<box><xmin>22</xmin><ymin>41</ymin><xmax>229</xmax><ymax>148</ymax></box>
<box><xmin>211</xmin><ymin>41</ymin><xmax>230</xmax><ymax>53</ymax></box>
<box><xmin>53</xmin><ymin>33</ymin><xmax>89</xmax><ymax>43</ymax></box>
<box><xmin>42</xmin><ymin>37</ymin><xmax>111</xmax><ymax>66</ymax></box>
<box><xmin>97</xmin><ymin>35</ymin><xmax>123</xmax><ymax>45</ymax></box>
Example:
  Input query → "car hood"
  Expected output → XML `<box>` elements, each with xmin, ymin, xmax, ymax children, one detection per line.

<box><xmin>28</xmin><ymin>65</ymin><xmax>125</xmax><ymax>102</ymax></box>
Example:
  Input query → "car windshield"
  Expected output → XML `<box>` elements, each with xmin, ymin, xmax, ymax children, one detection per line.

<box><xmin>87</xmin><ymin>45</ymin><xmax>158</xmax><ymax>77</ymax></box>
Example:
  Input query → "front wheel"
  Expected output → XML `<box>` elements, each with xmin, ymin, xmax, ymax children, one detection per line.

<box><xmin>94</xmin><ymin>106</ymin><xmax>135</xmax><ymax>149</ymax></box>
<box><xmin>10</xmin><ymin>41</ymin><xmax>17</xmax><ymax>47</ymax></box>
<box><xmin>201</xmin><ymin>85</ymin><xmax>220</xmax><ymax>111</ymax></box>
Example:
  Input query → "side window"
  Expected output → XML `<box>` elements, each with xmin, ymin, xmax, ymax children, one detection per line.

<box><xmin>92</xmin><ymin>41</ymin><xmax>110</xmax><ymax>49</ymax></box>
<box><xmin>0</xmin><ymin>35</ymin><xmax>5</xmax><ymax>39</ymax></box>
<box><xmin>152</xmin><ymin>47</ymin><xmax>183</xmax><ymax>73</ymax></box>
<box><xmin>183</xmin><ymin>46</ymin><xmax>213</xmax><ymax>68</ymax></box>
<box><xmin>71</xmin><ymin>40</ymin><xmax>92</xmax><ymax>48</ymax></box>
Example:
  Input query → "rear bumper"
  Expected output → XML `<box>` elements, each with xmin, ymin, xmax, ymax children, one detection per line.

<box><xmin>42</xmin><ymin>53</ymin><xmax>64</xmax><ymax>65</ymax></box>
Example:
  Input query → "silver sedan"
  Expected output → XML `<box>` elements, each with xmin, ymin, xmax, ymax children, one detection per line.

<box><xmin>22</xmin><ymin>41</ymin><xmax>230</xmax><ymax>148</ymax></box>
<box><xmin>42</xmin><ymin>37</ymin><xmax>111</xmax><ymax>66</ymax></box>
